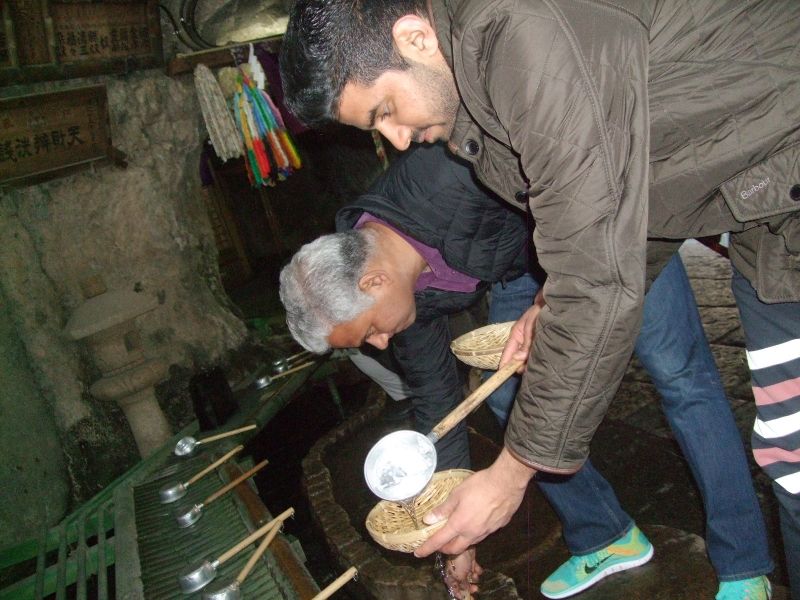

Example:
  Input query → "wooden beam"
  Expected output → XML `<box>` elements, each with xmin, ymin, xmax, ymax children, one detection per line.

<box><xmin>166</xmin><ymin>35</ymin><xmax>282</xmax><ymax>76</ymax></box>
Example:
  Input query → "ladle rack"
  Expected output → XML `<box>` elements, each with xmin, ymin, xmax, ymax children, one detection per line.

<box><xmin>0</xmin><ymin>352</ymin><xmax>346</xmax><ymax>600</ymax></box>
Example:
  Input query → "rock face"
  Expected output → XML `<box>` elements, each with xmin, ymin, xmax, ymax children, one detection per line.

<box><xmin>197</xmin><ymin>0</ymin><xmax>289</xmax><ymax>46</ymax></box>
<box><xmin>0</xmin><ymin>69</ymin><xmax>247</xmax><ymax>538</ymax></box>
<box><xmin>0</xmin><ymin>287</ymin><xmax>71</xmax><ymax>550</ymax></box>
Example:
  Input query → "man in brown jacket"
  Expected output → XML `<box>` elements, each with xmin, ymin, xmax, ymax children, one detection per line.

<box><xmin>279</xmin><ymin>2</ymin><xmax>800</xmax><ymax>598</ymax></box>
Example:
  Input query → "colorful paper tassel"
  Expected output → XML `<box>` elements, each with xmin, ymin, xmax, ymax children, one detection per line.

<box><xmin>231</xmin><ymin>68</ymin><xmax>302</xmax><ymax>187</ymax></box>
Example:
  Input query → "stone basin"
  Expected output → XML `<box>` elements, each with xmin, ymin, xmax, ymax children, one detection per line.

<box><xmin>302</xmin><ymin>382</ymin><xmax>790</xmax><ymax>599</ymax></box>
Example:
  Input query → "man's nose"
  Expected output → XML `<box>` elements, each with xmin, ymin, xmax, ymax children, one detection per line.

<box><xmin>366</xmin><ymin>333</ymin><xmax>391</xmax><ymax>350</ymax></box>
<box><xmin>376</xmin><ymin>123</ymin><xmax>411</xmax><ymax>151</ymax></box>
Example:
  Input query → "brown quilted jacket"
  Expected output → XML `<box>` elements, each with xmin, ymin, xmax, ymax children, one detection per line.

<box><xmin>432</xmin><ymin>0</ymin><xmax>800</xmax><ymax>473</ymax></box>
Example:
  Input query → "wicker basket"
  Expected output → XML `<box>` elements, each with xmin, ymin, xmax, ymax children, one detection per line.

<box><xmin>450</xmin><ymin>322</ymin><xmax>514</xmax><ymax>370</ymax></box>
<box><xmin>365</xmin><ymin>469</ymin><xmax>473</xmax><ymax>553</ymax></box>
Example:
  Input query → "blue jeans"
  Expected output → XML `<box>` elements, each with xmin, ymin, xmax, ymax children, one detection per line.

<box><xmin>485</xmin><ymin>273</ymin><xmax>538</xmax><ymax>426</ymax></box>
<box><xmin>487</xmin><ymin>254</ymin><xmax>772</xmax><ymax>580</ymax></box>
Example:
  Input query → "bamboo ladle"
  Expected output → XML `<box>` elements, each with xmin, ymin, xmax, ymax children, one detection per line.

<box><xmin>174</xmin><ymin>424</ymin><xmax>257</xmax><ymax>457</ymax></box>
<box><xmin>174</xmin><ymin>459</ymin><xmax>269</xmax><ymax>528</ymax></box>
<box><xmin>271</xmin><ymin>350</ymin><xmax>311</xmax><ymax>373</ymax></box>
<box><xmin>177</xmin><ymin>507</ymin><xmax>294</xmax><ymax>593</ymax></box>
<box><xmin>159</xmin><ymin>445</ymin><xmax>243</xmax><ymax>504</ymax></box>
<box><xmin>254</xmin><ymin>361</ymin><xmax>315</xmax><ymax>389</ymax></box>
<box><xmin>200</xmin><ymin>509</ymin><xmax>294</xmax><ymax>599</ymax></box>
<box><xmin>363</xmin><ymin>360</ymin><xmax>524</xmax><ymax>502</ymax></box>
<box><xmin>311</xmin><ymin>566</ymin><xmax>358</xmax><ymax>599</ymax></box>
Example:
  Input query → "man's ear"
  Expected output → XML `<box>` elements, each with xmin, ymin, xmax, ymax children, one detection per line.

<box><xmin>358</xmin><ymin>270</ymin><xmax>390</xmax><ymax>292</ymax></box>
<box><xmin>392</xmin><ymin>14</ymin><xmax>440</xmax><ymax>61</ymax></box>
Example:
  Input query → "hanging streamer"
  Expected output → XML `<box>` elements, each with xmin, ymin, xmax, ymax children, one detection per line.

<box><xmin>194</xmin><ymin>64</ymin><xmax>243</xmax><ymax>162</ymax></box>
<box><xmin>231</xmin><ymin>65</ymin><xmax>302</xmax><ymax>187</ymax></box>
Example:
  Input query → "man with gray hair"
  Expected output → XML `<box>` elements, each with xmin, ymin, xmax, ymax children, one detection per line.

<box><xmin>280</xmin><ymin>230</ymin><xmax>377</xmax><ymax>354</ymax></box>
<box><xmin>281</xmin><ymin>142</ymin><xmax>528</xmax><ymax>475</ymax></box>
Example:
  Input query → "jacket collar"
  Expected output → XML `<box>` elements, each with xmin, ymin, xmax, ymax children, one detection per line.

<box><xmin>427</xmin><ymin>0</ymin><xmax>481</xmax><ymax>158</ymax></box>
<box><xmin>427</xmin><ymin>0</ymin><xmax>526</xmax><ymax>207</ymax></box>
<box><xmin>428</xmin><ymin>0</ymin><xmax>453</xmax><ymax>67</ymax></box>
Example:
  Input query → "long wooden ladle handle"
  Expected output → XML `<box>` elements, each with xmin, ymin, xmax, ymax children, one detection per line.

<box><xmin>312</xmin><ymin>567</ymin><xmax>358</xmax><ymax>600</ymax></box>
<box><xmin>185</xmin><ymin>445</ymin><xmax>243</xmax><ymax>486</ymax></box>
<box><xmin>216</xmin><ymin>507</ymin><xmax>295</xmax><ymax>565</ymax></box>
<box><xmin>271</xmin><ymin>360</ymin><xmax>315</xmax><ymax>380</ymax></box>
<box><xmin>429</xmin><ymin>360</ymin><xmax>524</xmax><ymax>442</ymax></box>
<box><xmin>196</xmin><ymin>424</ymin><xmax>257</xmax><ymax>445</ymax></box>
<box><xmin>235</xmin><ymin>509</ymin><xmax>292</xmax><ymax>584</ymax></box>
<box><xmin>202</xmin><ymin>459</ymin><xmax>269</xmax><ymax>506</ymax></box>
<box><xmin>285</xmin><ymin>350</ymin><xmax>311</xmax><ymax>363</ymax></box>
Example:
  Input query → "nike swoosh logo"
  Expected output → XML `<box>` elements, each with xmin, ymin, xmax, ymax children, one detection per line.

<box><xmin>584</xmin><ymin>554</ymin><xmax>614</xmax><ymax>575</ymax></box>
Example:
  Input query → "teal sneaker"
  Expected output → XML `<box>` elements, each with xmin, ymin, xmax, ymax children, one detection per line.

<box><xmin>716</xmin><ymin>576</ymin><xmax>772</xmax><ymax>600</ymax></box>
<box><xmin>540</xmin><ymin>526</ymin><xmax>654</xmax><ymax>599</ymax></box>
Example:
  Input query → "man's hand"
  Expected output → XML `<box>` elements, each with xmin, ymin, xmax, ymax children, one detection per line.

<box><xmin>499</xmin><ymin>289</ymin><xmax>545</xmax><ymax>373</ymax></box>
<box><xmin>441</xmin><ymin>547</ymin><xmax>483</xmax><ymax>599</ymax></box>
<box><xmin>414</xmin><ymin>449</ymin><xmax>536</xmax><ymax>556</ymax></box>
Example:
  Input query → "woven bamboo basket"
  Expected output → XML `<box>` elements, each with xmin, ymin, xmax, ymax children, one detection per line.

<box><xmin>365</xmin><ymin>469</ymin><xmax>473</xmax><ymax>553</ymax></box>
<box><xmin>450</xmin><ymin>321</ymin><xmax>514</xmax><ymax>370</ymax></box>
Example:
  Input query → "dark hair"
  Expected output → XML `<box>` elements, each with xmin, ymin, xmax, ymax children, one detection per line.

<box><xmin>279</xmin><ymin>0</ymin><xmax>427</xmax><ymax>127</ymax></box>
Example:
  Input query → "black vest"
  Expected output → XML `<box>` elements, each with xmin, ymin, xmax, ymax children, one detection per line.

<box><xmin>336</xmin><ymin>143</ymin><xmax>528</xmax><ymax>285</ymax></box>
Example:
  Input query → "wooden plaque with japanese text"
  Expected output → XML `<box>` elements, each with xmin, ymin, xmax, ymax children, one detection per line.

<box><xmin>0</xmin><ymin>86</ymin><xmax>114</xmax><ymax>186</ymax></box>
<box><xmin>0</xmin><ymin>0</ymin><xmax>162</xmax><ymax>85</ymax></box>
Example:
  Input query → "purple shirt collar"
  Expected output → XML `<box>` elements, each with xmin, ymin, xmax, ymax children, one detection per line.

<box><xmin>354</xmin><ymin>212</ymin><xmax>479</xmax><ymax>293</ymax></box>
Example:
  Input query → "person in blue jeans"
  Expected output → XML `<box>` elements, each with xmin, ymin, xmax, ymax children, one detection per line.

<box><xmin>486</xmin><ymin>253</ymin><xmax>773</xmax><ymax>599</ymax></box>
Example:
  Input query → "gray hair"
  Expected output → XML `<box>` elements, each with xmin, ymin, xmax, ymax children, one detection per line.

<box><xmin>279</xmin><ymin>229</ymin><xmax>377</xmax><ymax>353</ymax></box>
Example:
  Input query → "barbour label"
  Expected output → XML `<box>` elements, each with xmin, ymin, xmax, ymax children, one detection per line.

<box><xmin>740</xmin><ymin>177</ymin><xmax>771</xmax><ymax>200</ymax></box>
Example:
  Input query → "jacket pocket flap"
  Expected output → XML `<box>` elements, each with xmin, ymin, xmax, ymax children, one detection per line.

<box><xmin>719</xmin><ymin>142</ymin><xmax>800</xmax><ymax>222</ymax></box>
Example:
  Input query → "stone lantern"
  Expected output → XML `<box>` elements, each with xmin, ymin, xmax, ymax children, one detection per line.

<box><xmin>65</xmin><ymin>275</ymin><xmax>172</xmax><ymax>458</ymax></box>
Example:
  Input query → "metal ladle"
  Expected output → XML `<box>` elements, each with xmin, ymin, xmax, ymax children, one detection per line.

<box><xmin>311</xmin><ymin>566</ymin><xmax>358</xmax><ymax>600</ymax></box>
<box><xmin>254</xmin><ymin>360</ymin><xmax>315</xmax><ymax>389</ymax></box>
<box><xmin>201</xmin><ymin>509</ymin><xmax>293</xmax><ymax>600</ymax></box>
<box><xmin>159</xmin><ymin>445</ymin><xmax>243</xmax><ymax>504</ymax></box>
<box><xmin>177</xmin><ymin>507</ymin><xmax>295</xmax><ymax>594</ymax></box>
<box><xmin>174</xmin><ymin>459</ymin><xmax>269</xmax><ymax>528</ymax></box>
<box><xmin>174</xmin><ymin>424</ymin><xmax>258</xmax><ymax>457</ymax></box>
<box><xmin>271</xmin><ymin>350</ymin><xmax>311</xmax><ymax>374</ymax></box>
<box><xmin>363</xmin><ymin>360</ymin><xmax>523</xmax><ymax>502</ymax></box>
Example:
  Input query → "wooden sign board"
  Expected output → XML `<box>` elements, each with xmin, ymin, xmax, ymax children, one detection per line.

<box><xmin>0</xmin><ymin>86</ymin><xmax>116</xmax><ymax>186</ymax></box>
<box><xmin>0</xmin><ymin>0</ymin><xmax>162</xmax><ymax>85</ymax></box>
